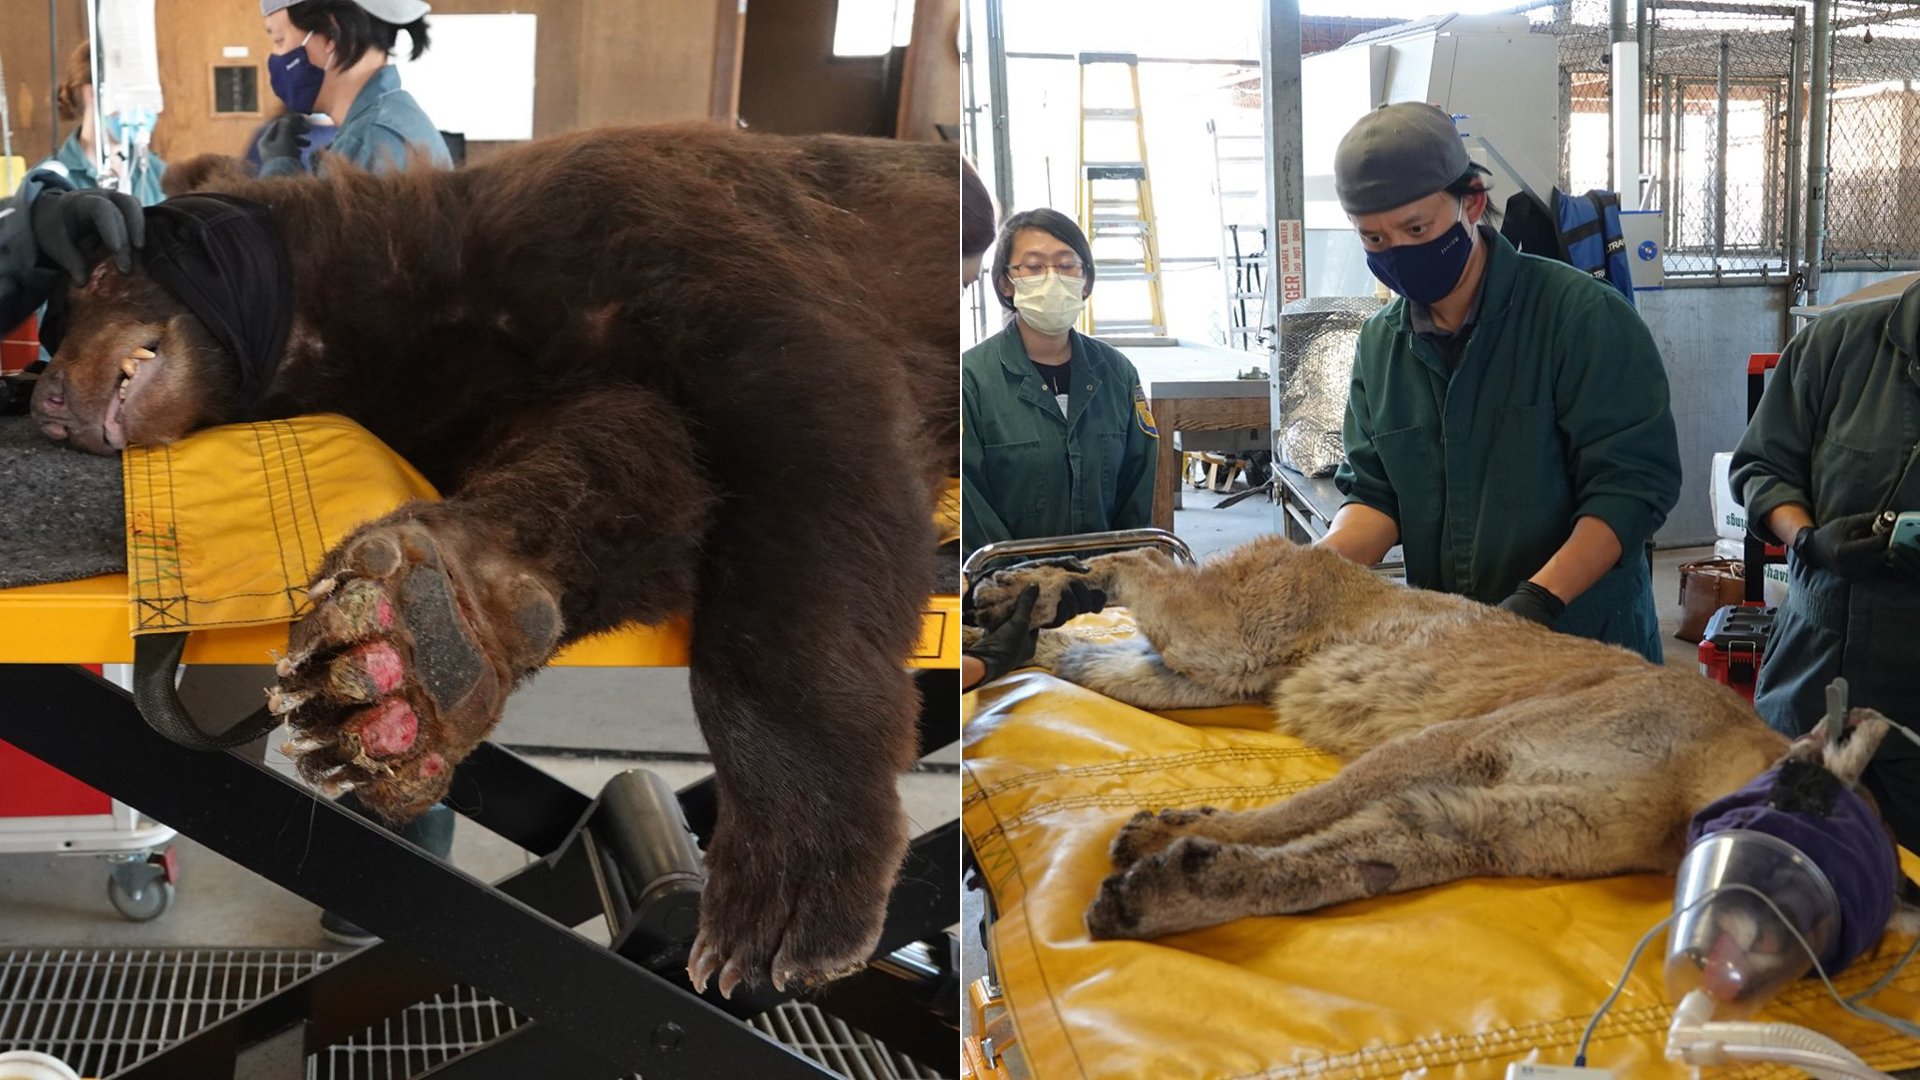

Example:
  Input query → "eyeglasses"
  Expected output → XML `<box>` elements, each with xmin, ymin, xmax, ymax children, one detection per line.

<box><xmin>1007</xmin><ymin>259</ymin><xmax>1086</xmax><ymax>279</ymax></box>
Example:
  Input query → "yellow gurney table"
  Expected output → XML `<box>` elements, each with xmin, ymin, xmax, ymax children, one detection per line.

<box><xmin>0</xmin><ymin>573</ymin><xmax>961</xmax><ymax>668</ymax></box>
<box><xmin>962</xmin><ymin>617</ymin><xmax>1920</xmax><ymax>1080</ymax></box>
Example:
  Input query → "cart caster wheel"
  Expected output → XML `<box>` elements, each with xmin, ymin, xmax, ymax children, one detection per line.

<box><xmin>108</xmin><ymin>875</ymin><xmax>174</xmax><ymax>921</ymax></box>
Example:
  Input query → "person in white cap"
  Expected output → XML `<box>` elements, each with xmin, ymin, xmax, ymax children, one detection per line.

<box><xmin>254</xmin><ymin>0</ymin><xmax>455</xmax><ymax>947</ymax></box>
<box><xmin>1321</xmin><ymin>102</ymin><xmax>1681</xmax><ymax>663</ymax></box>
<box><xmin>257</xmin><ymin>0</ymin><xmax>452</xmax><ymax>177</ymax></box>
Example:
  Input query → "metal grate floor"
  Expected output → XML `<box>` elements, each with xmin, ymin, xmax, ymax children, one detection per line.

<box><xmin>0</xmin><ymin>948</ymin><xmax>945</xmax><ymax>1080</ymax></box>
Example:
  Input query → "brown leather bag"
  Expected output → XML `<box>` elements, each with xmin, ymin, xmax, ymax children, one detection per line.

<box><xmin>1675</xmin><ymin>557</ymin><xmax>1746</xmax><ymax>643</ymax></box>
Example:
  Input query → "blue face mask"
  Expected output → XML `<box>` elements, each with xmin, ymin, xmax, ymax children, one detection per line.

<box><xmin>267</xmin><ymin>32</ymin><xmax>327</xmax><ymax>114</ymax></box>
<box><xmin>1364</xmin><ymin>209</ymin><xmax>1474</xmax><ymax>306</ymax></box>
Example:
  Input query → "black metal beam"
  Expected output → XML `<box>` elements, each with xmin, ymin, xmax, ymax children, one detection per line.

<box><xmin>449</xmin><ymin>742</ymin><xmax>593</xmax><ymax>855</ymax></box>
<box><xmin>107</xmin><ymin>850</ymin><xmax>612</xmax><ymax>1078</ymax></box>
<box><xmin>0</xmin><ymin>664</ymin><xmax>833</xmax><ymax>1080</ymax></box>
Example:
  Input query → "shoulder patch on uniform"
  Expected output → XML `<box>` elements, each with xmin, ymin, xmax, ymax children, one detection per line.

<box><xmin>1133</xmin><ymin>385</ymin><xmax>1158</xmax><ymax>438</ymax></box>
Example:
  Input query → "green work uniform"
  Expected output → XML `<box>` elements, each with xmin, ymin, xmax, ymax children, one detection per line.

<box><xmin>1730</xmin><ymin>280</ymin><xmax>1920</xmax><ymax>845</ymax></box>
<box><xmin>260</xmin><ymin>66</ymin><xmax>451</xmax><ymax>178</ymax></box>
<box><xmin>37</xmin><ymin>128</ymin><xmax>167</xmax><ymax>207</ymax></box>
<box><xmin>961</xmin><ymin>323</ymin><xmax>1160</xmax><ymax>557</ymax></box>
<box><xmin>1336</xmin><ymin>228</ymin><xmax>1681</xmax><ymax>663</ymax></box>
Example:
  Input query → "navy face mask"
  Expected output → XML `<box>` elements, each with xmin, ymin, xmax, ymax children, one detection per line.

<box><xmin>267</xmin><ymin>33</ymin><xmax>327</xmax><ymax>114</ymax></box>
<box><xmin>1364</xmin><ymin>208</ymin><xmax>1474</xmax><ymax>306</ymax></box>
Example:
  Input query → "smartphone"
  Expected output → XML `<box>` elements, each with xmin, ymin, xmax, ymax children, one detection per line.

<box><xmin>1893</xmin><ymin>511</ymin><xmax>1920</xmax><ymax>552</ymax></box>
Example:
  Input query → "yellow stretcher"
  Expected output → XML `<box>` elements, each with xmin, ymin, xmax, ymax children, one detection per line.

<box><xmin>0</xmin><ymin>414</ymin><xmax>960</xmax><ymax>669</ymax></box>
<box><xmin>961</xmin><ymin>613</ymin><xmax>1920</xmax><ymax>1080</ymax></box>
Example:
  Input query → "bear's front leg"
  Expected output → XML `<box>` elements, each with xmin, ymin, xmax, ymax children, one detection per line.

<box><xmin>270</xmin><ymin>510</ymin><xmax>565</xmax><ymax>818</ymax></box>
<box><xmin>271</xmin><ymin>386</ymin><xmax>713</xmax><ymax>820</ymax></box>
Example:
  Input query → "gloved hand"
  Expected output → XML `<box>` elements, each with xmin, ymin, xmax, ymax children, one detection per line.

<box><xmin>25</xmin><ymin>186</ymin><xmax>145</xmax><ymax>284</ymax></box>
<box><xmin>1043</xmin><ymin>577</ymin><xmax>1108</xmax><ymax>628</ymax></box>
<box><xmin>1497</xmin><ymin>580</ymin><xmax>1566</xmax><ymax>627</ymax></box>
<box><xmin>1792</xmin><ymin>511</ymin><xmax>1891</xmax><ymax>581</ymax></box>
<box><xmin>965</xmin><ymin>585</ymin><xmax>1040</xmax><ymax>685</ymax></box>
<box><xmin>258</xmin><ymin>114</ymin><xmax>311</xmax><ymax>169</ymax></box>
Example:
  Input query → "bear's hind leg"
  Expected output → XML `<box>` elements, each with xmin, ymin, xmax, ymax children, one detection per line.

<box><xmin>681</xmin><ymin>406</ymin><xmax>933</xmax><ymax>997</ymax></box>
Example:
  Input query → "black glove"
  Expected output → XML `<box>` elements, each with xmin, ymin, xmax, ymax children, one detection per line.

<box><xmin>1497</xmin><ymin>580</ymin><xmax>1566</xmax><ymax>627</ymax></box>
<box><xmin>258</xmin><ymin>114</ymin><xmax>311</xmax><ymax>168</ymax></box>
<box><xmin>1792</xmin><ymin>511</ymin><xmax>1890</xmax><ymax>581</ymax></box>
<box><xmin>966</xmin><ymin>585</ymin><xmax>1040</xmax><ymax>685</ymax></box>
<box><xmin>1044</xmin><ymin>578</ymin><xmax>1109</xmax><ymax>628</ymax></box>
<box><xmin>27</xmin><ymin>186</ymin><xmax>145</xmax><ymax>284</ymax></box>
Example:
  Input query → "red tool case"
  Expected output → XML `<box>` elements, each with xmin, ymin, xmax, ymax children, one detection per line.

<box><xmin>1697</xmin><ymin>353</ymin><xmax>1786</xmax><ymax>702</ymax></box>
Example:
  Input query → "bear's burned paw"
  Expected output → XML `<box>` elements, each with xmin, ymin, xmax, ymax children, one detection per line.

<box><xmin>271</xmin><ymin>516</ymin><xmax>562</xmax><ymax>820</ymax></box>
<box><xmin>1109</xmin><ymin>806</ymin><xmax>1223</xmax><ymax>870</ymax></box>
<box><xmin>687</xmin><ymin>796</ymin><xmax>907</xmax><ymax>999</ymax></box>
<box><xmin>970</xmin><ymin>557</ymin><xmax>1103</xmax><ymax>630</ymax></box>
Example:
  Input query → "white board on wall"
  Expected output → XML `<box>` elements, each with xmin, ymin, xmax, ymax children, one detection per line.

<box><xmin>388</xmin><ymin>13</ymin><xmax>537</xmax><ymax>142</ymax></box>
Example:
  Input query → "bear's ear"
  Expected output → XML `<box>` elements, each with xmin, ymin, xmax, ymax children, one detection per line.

<box><xmin>85</xmin><ymin>259</ymin><xmax>118</xmax><ymax>293</ymax></box>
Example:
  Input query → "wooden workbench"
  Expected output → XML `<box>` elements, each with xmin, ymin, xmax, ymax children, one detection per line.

<box><xmin>1148</xmin><ymin>380</ymin><xmax>1272</xmax><ymax>532</ymax></box>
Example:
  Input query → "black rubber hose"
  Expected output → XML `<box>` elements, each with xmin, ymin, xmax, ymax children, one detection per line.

<box><xmin>131</xmin><ymin>631</ymin><xmax>280</xmax><ymax>750</ymax></box>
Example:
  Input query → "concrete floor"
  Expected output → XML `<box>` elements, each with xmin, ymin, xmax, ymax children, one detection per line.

<box><xmin>0</xmin><ymin>669</ymin><xmax>957</xmax><ymax>953</ymax></box>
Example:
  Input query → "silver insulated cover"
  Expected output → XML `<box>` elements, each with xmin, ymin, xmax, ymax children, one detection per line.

<box><xmin>1274</xmin><ymin>296</ymin><xmax>1381</xmax><ymax>477</ymax></box>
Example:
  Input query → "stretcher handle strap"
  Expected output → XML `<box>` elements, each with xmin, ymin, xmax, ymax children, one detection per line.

<box><xmin>961</xmin><ymin>527</ymin><xmax>1198</xmax><ymax>583</ymax></box>
<box><xmin>132</xmin><ymin>631</ymin><xmax>282</xmax><ymax>750</ymax></box>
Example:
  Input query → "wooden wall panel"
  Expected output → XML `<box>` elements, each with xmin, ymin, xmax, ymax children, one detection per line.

<box><xmin>6</xmin><ymin>0</ymin><xmax>870</xmax><ymax>179</ymax></box>
<box><xmin>894</xmin><ymin>0</ymin><xmax>958</xmax><ymax>142</ymax></box>
<box><xmin>152</xmin><ymin>0</ymin><xmax>273</xmax><ymax>163</ymax></box>
<box><xmin>1</xmin><ymin>0</ymin><xmax>89</xmax><ymax>175</ymax></box>
<box><xmin>426</xmin><ymin>0</ymin><xmax>584</xmax><ymax>167</ymax></box>
<box><xmin>578</xmin><ymin>0</ymin><xmax>721</xmax><ymax>128</ymax></box>
<box><xmin>738</xmin><ymin>0</ymin><xmax>889</xmax><ymax>137</ymax></box>
<box><xmin>710</xmin><ymin>0</ymin><xmax>745</xmax><ymax>123</ymax></box>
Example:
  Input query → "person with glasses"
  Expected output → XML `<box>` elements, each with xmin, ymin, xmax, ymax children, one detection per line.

<box><xmin>961</xmin><ymin>209</ymin><xmax>1160</xmax><ymax>558</ymax></box>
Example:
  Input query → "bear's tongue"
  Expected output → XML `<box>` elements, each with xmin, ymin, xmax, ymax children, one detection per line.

<box><xmin>102</xmin><ymin>346</ymin><xmax>157</xmax><ymax>451</ymax></box>
<box><xmin>103</xmin><ymin>388</ymin><xmax>126</xmax><ymax>450</ymax></box>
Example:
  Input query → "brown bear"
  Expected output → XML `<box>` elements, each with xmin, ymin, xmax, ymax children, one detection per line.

<box><xmin>29</xmin><ymin>124</ymin><xmax>957</xmax><ymax>997</ymax></box>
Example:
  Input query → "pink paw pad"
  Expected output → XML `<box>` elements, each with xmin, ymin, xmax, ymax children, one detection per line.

<box><xmin>418</xmin><ymin>753</ymin><xmax>447</xmax><ymax>779</ymax></box>
<box><xmin>357</xmin><ymin>700</ymin><xmax>418</xmax><ymax>757</ymax></box>
<box><xmin>376</xmin><ymin>595</ymin><xmax>394</xmax><ymax>629</ymax></box>
<box><xmin>356</xmin><ymin>642</ymin><xmax>406</xmax><ymax>694</ymax></box>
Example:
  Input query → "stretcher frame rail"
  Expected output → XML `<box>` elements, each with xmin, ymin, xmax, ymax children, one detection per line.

<box><xmin>0</xmin><ymin>662</ymin><xmax>961</xmax><ymax>1079</ymax></box>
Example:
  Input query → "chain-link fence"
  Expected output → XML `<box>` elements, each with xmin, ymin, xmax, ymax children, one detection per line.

<box><xmin>1527</xmin><ymin>0</ymin><xmax>1920</xmax><ymax>279</ymax></box>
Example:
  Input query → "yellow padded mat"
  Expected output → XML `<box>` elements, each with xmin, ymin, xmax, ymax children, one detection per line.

<box><xmin>75</xmin><ymin>414</ymin><xmax>957</xmax><ymax>666</ymax></box>
<box><xmin>122</xmin><ymin>414</ymin><xmax>437</xmax><ymax>634</ymax></box>
<box><xmin>962</xmin><ymin>624</ymin><xmax>1920</xmax><ymax>1080</ymax></box>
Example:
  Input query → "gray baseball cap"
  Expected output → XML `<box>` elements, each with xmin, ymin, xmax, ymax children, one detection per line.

<box><xmin>261</xmin><ymin>0</ymin><xmax>431</xmax><ymax>22</ymax></box>
<box><xmin>1333</xmin><ymin>103</ymin><xmax>1471</xmax><ymax>216</ymax></box>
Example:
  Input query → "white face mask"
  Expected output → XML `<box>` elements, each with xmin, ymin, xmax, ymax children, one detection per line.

<box><xmin>1010</xmin><ymin>271</ymin><xmax>1086</xmax><ymax>336</ymax></box>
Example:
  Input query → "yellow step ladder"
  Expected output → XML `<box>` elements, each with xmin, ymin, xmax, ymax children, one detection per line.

<box><xmin>1076</xmin><ymin>52</ymin><xmax>1171</xmax><ymax>345</ymax></box>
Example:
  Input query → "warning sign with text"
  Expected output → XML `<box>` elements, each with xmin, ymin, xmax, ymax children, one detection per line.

<box><xmin>1277</xmin><ymin>219</ymin><xmax>1305</xmax><ymax>306</ymax></box>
